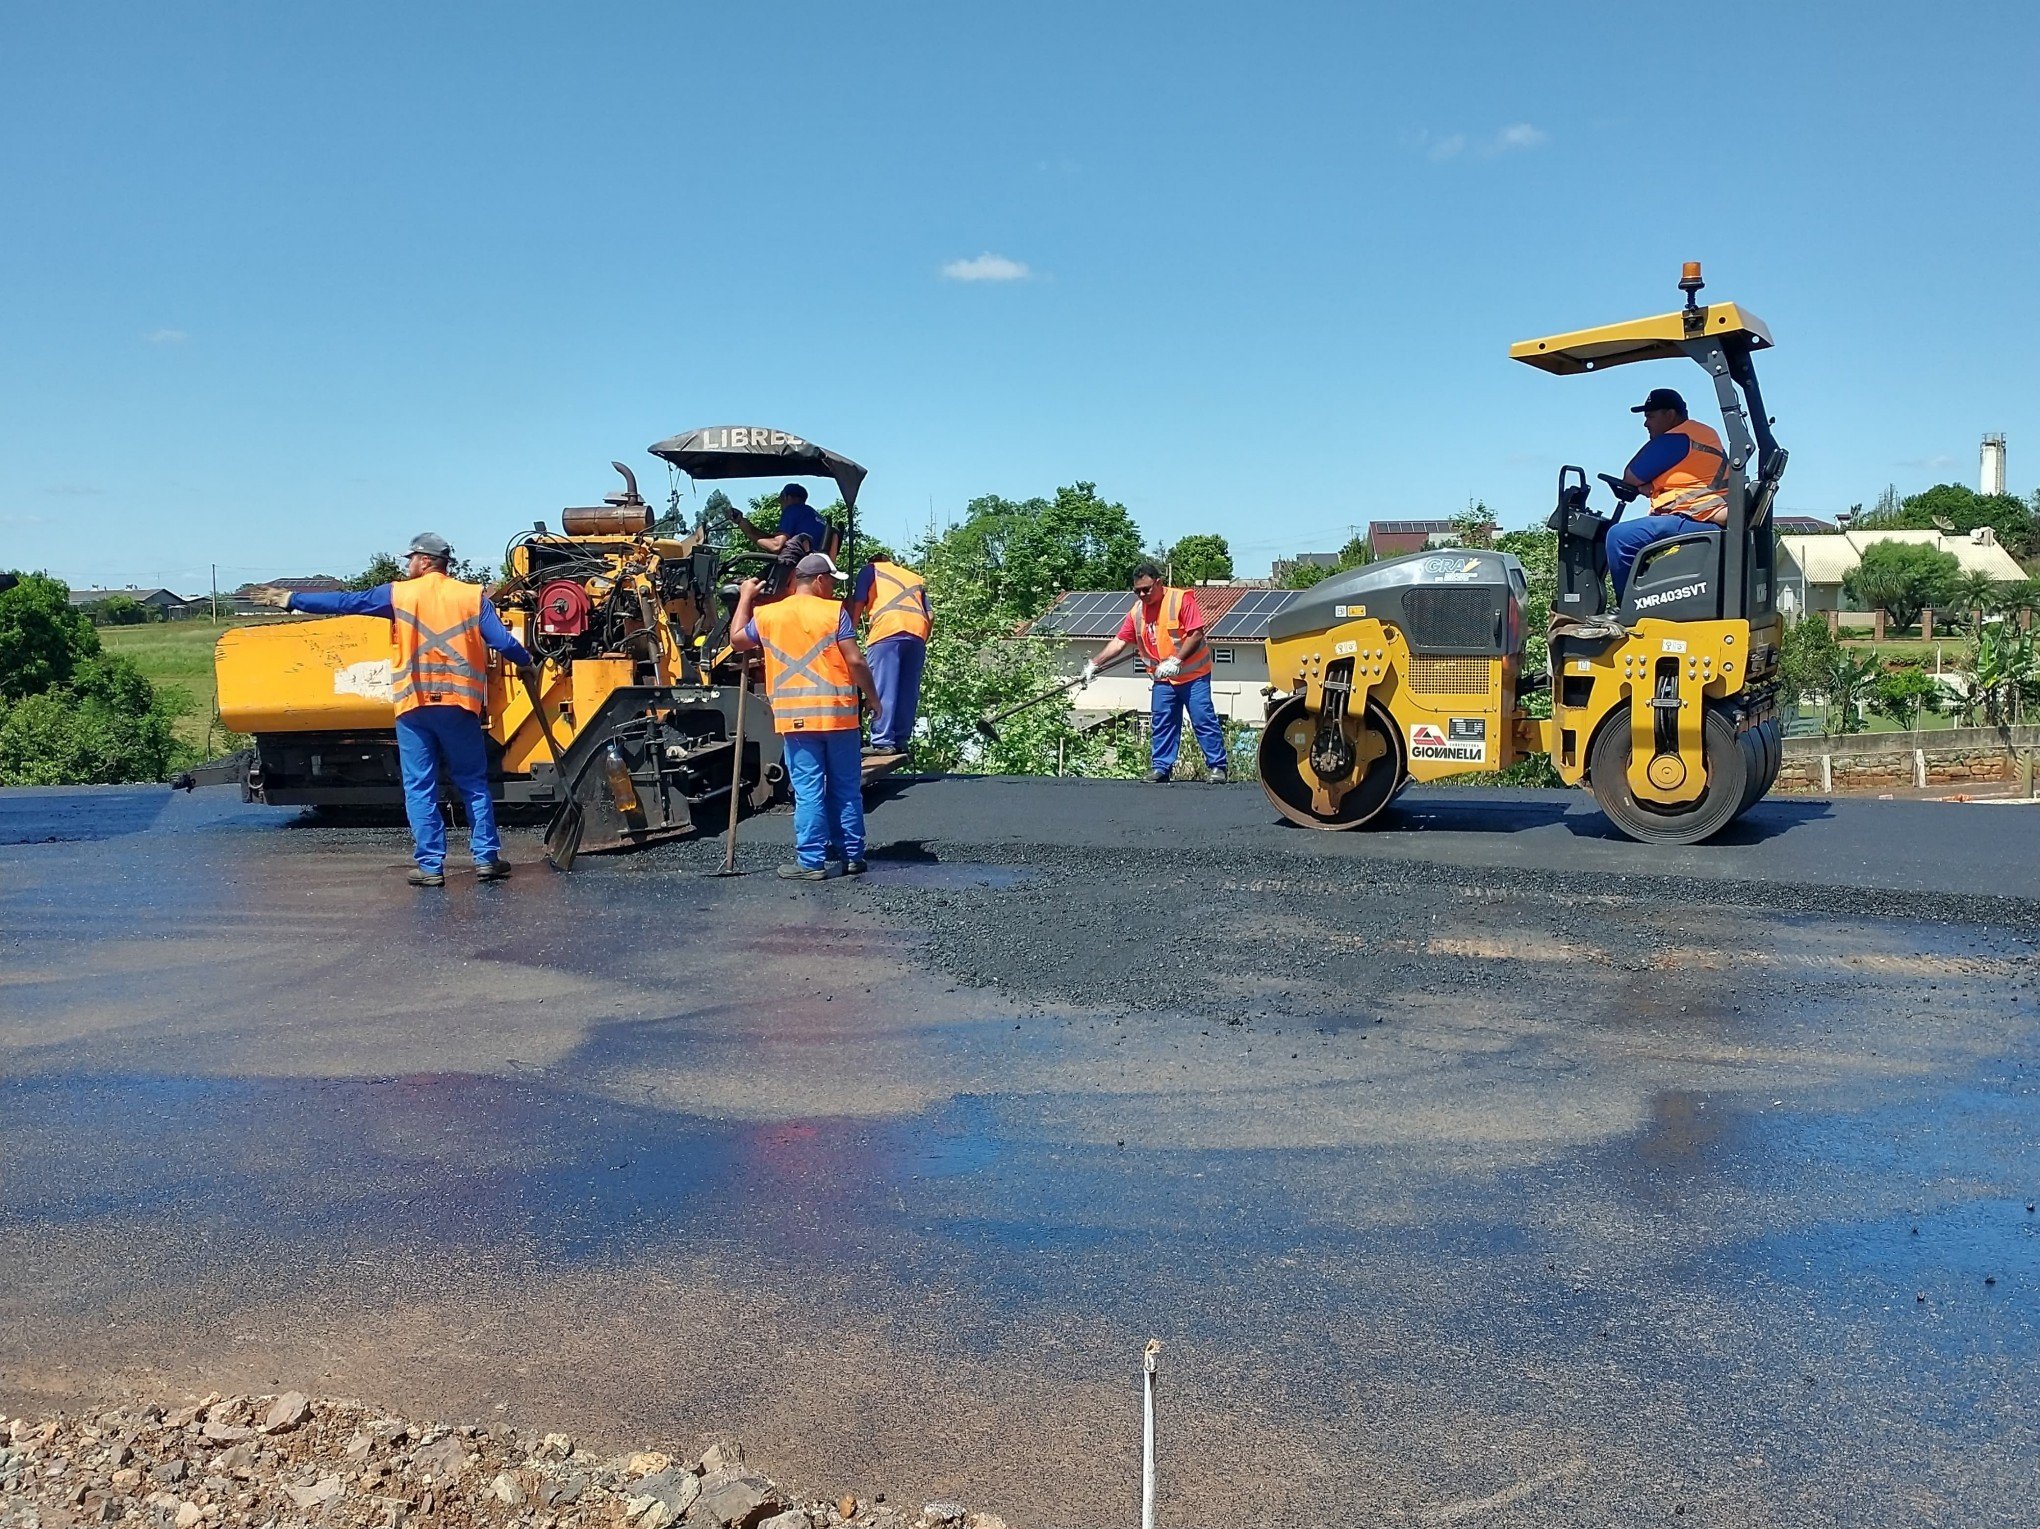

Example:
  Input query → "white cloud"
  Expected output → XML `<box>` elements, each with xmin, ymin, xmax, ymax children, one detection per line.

<box><xmin>143</xmin><ymin>328</ymin><xmax>188</xmax><ymax>344</ymax></box>
<box><xmin>941</xmin><ymin>253</ymin><xmax>1031</xmax><ymax>283</ymax></box>
<box><xmin>1419</xmin><ymin>124</ymin><xmax>1550</xmax><ymax>162</ymax></box>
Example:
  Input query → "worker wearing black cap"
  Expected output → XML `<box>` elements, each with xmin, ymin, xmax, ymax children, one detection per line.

<box><xmin>1603</xmin><ymin>386</ymin><xmax>1732</xmax><ymax>600</ymax></box>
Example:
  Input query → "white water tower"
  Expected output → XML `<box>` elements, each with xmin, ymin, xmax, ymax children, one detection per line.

<box><xmin>1981</xmin><ymin>432</ymin><xmax>2007</xmax><ymax>496</ymax></box>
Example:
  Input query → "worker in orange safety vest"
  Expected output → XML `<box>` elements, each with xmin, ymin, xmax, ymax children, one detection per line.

<box><xmin>731</xmin><ymin>552</ymin><xmax>883</xmax><ymax>881</ymax></box>
<box><xmin>251</xmin><ymin>534</ymin><xmax>539</xmax><ymax>887</ymax></box>
<box><xmin>1081</xmin><ymin>560</ymin><xmax>1230</xmax><ymax>784</ymax></box>
<box><xmin>845</xmin><ymin>557</ymin><xmax>931</xmax><ymax>756</ymax></box>
<box><xmin>1605</xmin><ymin>386</ymin><xmax>1733</xmax><ymax>599</ymax></box>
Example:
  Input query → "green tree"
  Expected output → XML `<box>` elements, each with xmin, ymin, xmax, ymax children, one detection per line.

<box><xmin>908</xmin><ymin>521</ymin><xmax>1114</xmax><ymax>776</ymax></box>
<box><xmin>1824</xmin><ymin>650</ymin><xmax>1882</xmax><ymax>735</ymax></box>
<box><xmin>1869</xmin><ymin>662</ymin><xmax>1941</xmax><ymax>730</ymax></box>
<box><xmin>1161</xmin><ymin>533</ymin><xmax>1233</xmax><ymax>585</ymax></box>
<box><xmin>1279</xmin><ymin>532</ymin><xmax>1371</xmax><ymax>590</ymax></box>
<box><xmin>1950</xmin><ymin>569</ymin><xmax>1999</xmax><ymax>631</ymax></box>
<box><xmin>1442</xmin><ymin>500</ymin><xmax>1496</xmax><ymax>549</ymax></box>
<box><xmin>1859</xmin><ymin>482</ymin><xmax>2036</xmax><ymax>556</ymax></box>
<box><xmin>85</xmin><ymin>594</ymin><xmax>155</xmax><ymax>626</ymax></box>
<box><xmin>1841</xmin><ymin>541</ymin><xmax>1960</xmax><ymax>631</ymax></box>
<box><xmin>1961</xmin><ymin>622</ymin><xmax>2040</xmax><ymax>727</ymax></box>
<box><xmin>0</xmin><ymin>573</ymin><xmax>101</xmax><ymax>702</ymax></box>
<box><xmin>940</xmin><ymin>482</ymin><xmax>1145</xmax><ymax>621</ymax></box>
<box><xmin>1779</xmin><ymin>613</ymin><xmax>1842</xmax><ymax>711</ymax></box>
<box><xmin>349</xmin><ymin>553</ymin><xmax>403</xmax><ymax>591</ymax></box>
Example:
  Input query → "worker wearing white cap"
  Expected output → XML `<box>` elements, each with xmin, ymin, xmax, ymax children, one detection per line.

<box><xmin>730</xmin><ymin>552</ymin><xmax>883</xmax><ymax>880</ymax></box>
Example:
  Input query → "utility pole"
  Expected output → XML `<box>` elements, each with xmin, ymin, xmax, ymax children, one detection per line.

<box><xmin>211</xmin><ymin>563</ymin><xmax>219</xmax><ymax>622</ymax></box>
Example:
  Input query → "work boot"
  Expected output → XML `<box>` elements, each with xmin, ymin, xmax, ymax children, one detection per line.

<box><xmin>842</xmin><ymin>859</ymin><xmax>869</xmax><ymax>876</ymax></box>
<box><xmin>1148</xmin><ymin>768</ymin><xmax>1172</xmax><ymax>784</ymax></box>
<box><xmin>776</xmin><ymin>863</ymin><xmax>837</xmax><ymax>881</ymax></box>
<box><xmin>475</xmin><ymin>860</ymin><xmax>510</xmax><ymax>882</ymax></box>
<box><xmin>407</xmin><ymin>868</ymin><xmax>446</xmax><ymax>888</ymax></box>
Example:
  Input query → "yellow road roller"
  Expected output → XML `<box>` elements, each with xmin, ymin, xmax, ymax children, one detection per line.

<box><xmin>1259</xmin><ymin>266</ymin><xmax>1787</xmax><ymax>844</ymax></box>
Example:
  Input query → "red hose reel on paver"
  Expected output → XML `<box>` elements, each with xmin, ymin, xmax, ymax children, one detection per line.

<box><xmin>536</xmin><ymin>579</ymin><xmax>593</xmax><ymax>637</ymax></box>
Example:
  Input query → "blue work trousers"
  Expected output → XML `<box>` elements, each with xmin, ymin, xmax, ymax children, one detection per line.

<box><xmin>396</xmin><ymin>705</ymin><xmax>501</xmax><ymax>874</ymax></box>
<box><xmin>1150</xmin><ymin>675</ymin><xmax>1229</xmax><ymax>774</ymax></box>
<box><xmin>866</xmin><ymin>634</ymin><xmax>926</xmax><ymax>751</ymax></box>
<box><xmin>1606</xmin><ymin>513</ymin><xmax>1712</xmax><ymax>599</ymax></box>
<box><xmin>784</xmin><ymin>729</ymin><xmax>866</xmax><ymax>869</ymax></box>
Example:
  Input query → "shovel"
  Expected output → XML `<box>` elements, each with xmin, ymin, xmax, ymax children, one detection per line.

<box><xmin>976</xmin><ymin>655</ymin><xmax>1132</xmax><ymax>742</ymax></box>
<box><xmin>706</xmin><ymin>666</ymin><xmax>752</xmax><ymax>878</ymax></box>
<box><xmin>524</xmin><ymin>676</ymin><xmax>583</xmax><ymax>871</ymax></box>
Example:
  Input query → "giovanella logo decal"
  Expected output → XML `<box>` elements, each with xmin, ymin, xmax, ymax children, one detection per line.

<box><xmin>1410</xmin><ymin>718</ymin><xmax>1487</xmax><ymax>763</ymax></box>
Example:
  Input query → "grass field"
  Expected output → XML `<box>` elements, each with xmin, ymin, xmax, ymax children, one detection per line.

<box><xmin>99</xmin><ymin>617</ymin><xmax>287</xmax><ymax>755</ymax></box>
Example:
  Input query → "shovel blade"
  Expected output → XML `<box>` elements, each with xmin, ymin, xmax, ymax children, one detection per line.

<box><xmin>543</xmin><ymin>802</ymin><xmax>585</xmax><ymax>871</ymax></box>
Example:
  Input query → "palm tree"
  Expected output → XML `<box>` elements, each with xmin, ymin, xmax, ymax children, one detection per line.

<box><xmin>1953</xmin><ymin>570</ymin><xmax>1999</xmax><ymax>633</ymax></box>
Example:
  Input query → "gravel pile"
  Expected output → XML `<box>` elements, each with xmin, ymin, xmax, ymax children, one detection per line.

<box><xmin>0</xmin><ymin>1399</ymin><xmax>1005</xmax><ymax>1529</ymax></box>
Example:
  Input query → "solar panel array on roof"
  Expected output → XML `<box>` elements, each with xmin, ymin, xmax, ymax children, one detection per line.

<box><xmin>1207</xmin><ymin>588</ymin><xmax>1299</xmax><ymax>640</ymax></box>
<box><xmin>1033</xmin><ymin>590</ymin><xmax>1134</xmax><ymax>638</ymax></box>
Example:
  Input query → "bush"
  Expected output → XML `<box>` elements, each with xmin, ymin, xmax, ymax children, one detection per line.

<box><xmin>0</xmin><ymin>653</ymin><xmax>188</xmax><ymax>785</ymax></box>
<box><xmin>85</xmin><ymin>595</ymin><xmax>158</xmax><ymax>626</ymax></box>
<box><xmin>0</xmin><ymin>573</ymin><xmax>190</xmax><ymax>784</ymax></box>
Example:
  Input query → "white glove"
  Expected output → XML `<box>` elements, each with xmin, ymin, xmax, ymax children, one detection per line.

<box><xmin>249</xmin><ymin>585</ymin><xmax>292</xmax><ymax>610</ymax></box>
<box><xmin>1155</xmin><ymin>656</ymin><xmax>1183</xmax><ymax>680</ymax></box>
<box><xmin>1081</xmin><ymin>660</ymin><xmax>1098</xmax><ymax>685</ymax></box>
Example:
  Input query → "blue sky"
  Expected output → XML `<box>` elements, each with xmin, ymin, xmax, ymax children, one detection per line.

<box><xmin>3</xmin><ymin>1</ymin><xmax>2037</xmax><ymax>589</ymax></box>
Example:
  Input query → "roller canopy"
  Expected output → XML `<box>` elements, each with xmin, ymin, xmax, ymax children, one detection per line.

<box><xmin>647</xmin><ymin>427</ymin><xmax>867</xmax><ymax>508</ymax></box>
<box><xmin>1509</xmin><ymin>303</ymin><xmax>1773</xmax><ymax>375</ymax></box>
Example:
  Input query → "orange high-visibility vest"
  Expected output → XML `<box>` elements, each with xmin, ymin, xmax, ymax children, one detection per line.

<box><xmin>1647</xmin><ymin>420</ymin><xmax>1731</xmax><ymax>525</ymax></box>
<box><xmin>391</xmin><ymin>571</ymin><xmax>490</xmax><ymax>717</ymax></box>
<box><xmin>1132</xmin><ymin>587</ymin><xmax>1212</xmax><ymax>683</ymax></box>
<box><xmin>858</xmin><ymin>560</ymin><xmax>932</xmax><ymax>643</ymax></box>
<box><xmin>753</xmin><ymin>593</ymin><xmax>861</xmax><ymax>734</ymax></box>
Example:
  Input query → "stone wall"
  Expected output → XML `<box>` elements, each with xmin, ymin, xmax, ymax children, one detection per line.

<box><xmin>1776</xmin><ymin>724</ymin><xmax>2040</xmax><ymax>795</ymax></box>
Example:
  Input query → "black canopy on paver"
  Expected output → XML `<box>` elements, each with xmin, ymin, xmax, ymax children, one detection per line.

<box><xmin>647</xmin><ymin>427</ymin><xmax>867</xmax><ymax>509</ymax></box>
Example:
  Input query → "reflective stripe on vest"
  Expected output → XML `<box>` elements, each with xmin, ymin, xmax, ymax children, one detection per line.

<box><xmin>391</xmin><ymin>573</ymin><xmax>490</xmax><ymax>717</ymax></box>
<box><xmin>1648</xmin><ymin>420</ymin><xmax>1731</xmax><ymax>525</ymax></box>
<box><xmin>1132</xmin><ymin>587</ymin><xmax>1213</xmax><ymax>683</ymax></box>
<box><xmin>754</xmin><ymin>593</ymin><xmax>860</xmax><ymax>734</ymax></box>
<box><xmin>864</xmin><ymin>561</ymin><xmax>932</xmax><ymax>643</ymax></box>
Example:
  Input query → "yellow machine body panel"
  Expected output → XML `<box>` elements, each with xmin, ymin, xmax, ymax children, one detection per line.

<box><xmin>1263</xmin><ymin>616</ymin><xmax>1525</xmax><ymax>783</ymax></box>
<box><xmin>216</xmin><ymin>616</ymin><xmax>411</xmax><ymax>734</ymax></box>
<box><xmin>1509</xmin><ymin>302</ymin><xmax>1772</xmax><ymax>375</ymax></box>
<box><xmin>1545</xmin><ymin>619</ymin><xmax>1756</xmax><ymax>800</ymax></box>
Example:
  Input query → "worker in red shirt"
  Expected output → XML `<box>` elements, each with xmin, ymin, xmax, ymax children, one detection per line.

<box><xmin>1082</xmin><ymin>561</ymin><xmax>1230</xmax><ymax>784</ymax></box>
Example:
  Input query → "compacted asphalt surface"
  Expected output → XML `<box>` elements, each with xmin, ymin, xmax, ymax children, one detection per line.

<box><xmin>2</xmin><ymin>780</ymin><xmax>2037</xmax><ymax>1527</ymax></box>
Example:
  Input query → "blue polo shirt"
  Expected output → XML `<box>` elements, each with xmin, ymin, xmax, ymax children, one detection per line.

<box><xmin>776</xmin><ymin>502</ymin><xmax>827</xmax><ymax>550</ymax></box>
<box><xmin>1625</xmin><ymin>432</ymin><xmax>1692</xmax><ymax>486</ymax></box>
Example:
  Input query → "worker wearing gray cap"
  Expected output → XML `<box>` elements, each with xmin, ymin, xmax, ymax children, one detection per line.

<box><xmin>730</xmin><ymin>552</ymin><xmax>883</xmax><ymax>880</ymax></box>
<box><xmin>251</xmin><ymin>535</ymin><xmax>538</xmax><ymax>887</ymax></box>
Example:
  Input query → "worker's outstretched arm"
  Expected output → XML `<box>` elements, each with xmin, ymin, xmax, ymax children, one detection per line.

<box><xmin>1086</xmin><ymin>637</ymin><xmax>1131</xmax><ymax>682</ymax></box>
<box><xmin>724</xmin><ymin>506</ymin><xmax>787</xmax><ymax>555</ymax></box>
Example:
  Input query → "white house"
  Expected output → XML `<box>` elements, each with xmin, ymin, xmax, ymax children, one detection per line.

<box><xmin>1776</xmin><ymin>527</ymin><xmax>2024</xmax><ymax>622</ymax></box>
